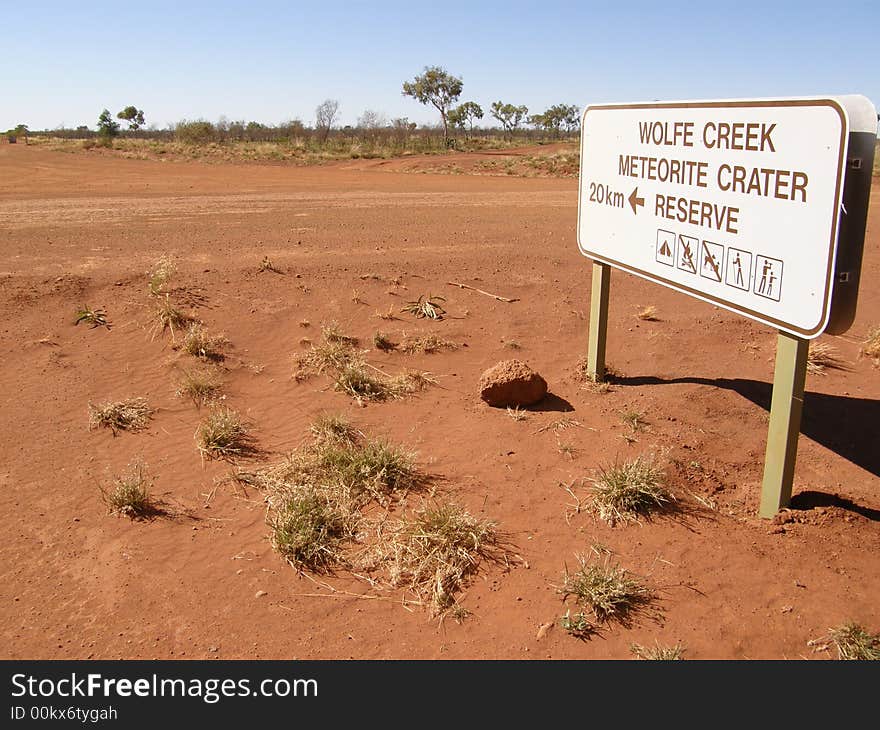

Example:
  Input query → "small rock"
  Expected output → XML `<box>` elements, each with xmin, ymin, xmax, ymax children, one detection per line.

<box><xmin>255</xmin><ymin>590</ymin><xmax>267</xmax><ymax>598</ymax></box>
<box><xmin>771</xmin><ymin>511</ymin><xmax>795</xmax><ymax>525</ymax></box>
<box><xmin>479</xmin><ymin>359</ymin><xmax>548</xmax><ymax>407</ymax></box>
<box><xmin>536</xmin><ymin>622</ymin><xmax>553</xmax><ymax>641</ymax></box>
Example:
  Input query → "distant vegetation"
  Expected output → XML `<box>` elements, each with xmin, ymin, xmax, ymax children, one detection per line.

<box><xmin>18</xmin><ymin>66</ymin><xmax>581</xmax><ymax>165</ymax></box>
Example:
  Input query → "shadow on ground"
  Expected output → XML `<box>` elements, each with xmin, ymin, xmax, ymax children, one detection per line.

<box><xmin>614</xmin><ymin>375</ymin><xmax>880</xmax><ymax>479</ymax></box>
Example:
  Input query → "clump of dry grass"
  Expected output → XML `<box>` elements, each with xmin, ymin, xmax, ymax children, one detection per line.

<box><xmin>591</xmin><ymin>456</ymin><xmax>672</xmax><ymax>525</ymax></box>
<box><xmin>376</xmin><ymin>305</ymin><xmax>396</xmax><ymax>321</ymax></box>
<box><xmin>75</xmin><ymin>306</ymin><xmax>111</xmax><ymax>329</ymax></box>
<box><xmin>379</xmin><ymin>502</ymin><xmax>504</xmax><ymax>614</ymax></box>
<box><xmin>258</xmin><ymin>256</ymin><xmax>282</xmax><ymax>274</ymax></box>
<box><xmin>807</xmin><ymin>342</ymin><xmax>845</xmax><ymax>375</ymax></box>
<box><xmin>560</xmin><ymin>552</ymin><xmax>653</xmax><ymax>625</ymax></box>
<box><xmin>310</xmin><ymin>413</ymin><xmax>362</xmax><ymax>447</ymax></box>
<box><xmin>861</xmin><ymin>327</ymin><xmax>880</xmax><ymax>361</ymax></box>
<box><xmin>635</xmin><ymin>305</ymin><xmax>659</xmax><ymax>321</ymax></box>
<box><xmin>401</xmin><ymin>334</ymin><xmax>458</xmax><ymax>354</ymax></box>
<box><xmin>333</xmin><ymin>362</ymin><xmax>434</xmax><ymax>403</ymax></box>
<box><xmin>631</xmin><ymin>642</ymin><xmax>685</xmax><ymax>660</ymax></box>
<box><xmin>88</xmin><ymin>398</ymin><xmax>153</xmax><ymax>434</ymax></box>
<box><xmin>401</xmin><ymin>294</ymin><xmax>446</xmax><ymax>320</ymax></box>
<box><xmin>175</xmin><ymin>367</ymin><xmax>223</xmax><ymax>407</ymax></box>
<box><xmin>829</xmin><ymin>622</ymin><xmax>880</xmax><ymax>660</ymax></box>
<box><xmin>196</xmin><ymin>407</ymin><xmax>257</xmax><ymax>460</ymax></box>
<box><xmin>295</xmin><ymin>338</ymin><xmax>359</xmax><ymax>378</ymax></box>
<box><xmin>152</xmin><ymin>294</ymin><xmax>193</xmax><ymax>340</ymax></box>
<box><xmin>507</xmin><ymin>406</ymin><xmax>528</xmax><ymax>422</ymax></box>
<box><xmin>148</xmin><ymin>255</ymin><xmax>176</xmax><ymax>296</ymax></box>
<box><xmin>182</xmin><ymin>323</ymin><xmax>228</xmax><ymax>360</ymax></box>
<box><xmin>269</xmin><ymin>485</ymin><xmax>355</xmax><ymax>572</ymax></box>
<box><xmin>321</xmin><ymin>322</ymin><xmax>358</xmax><ymax>346</ymax></box>
<box><xmin>373</xmin><ymin>331</ymin><xmax>396</xmax><ymax>352</ymax></box>
<box><xmin>100</xmin><ymin>459</ymin><xmax>157</xmax><ymax>518</ymax></box>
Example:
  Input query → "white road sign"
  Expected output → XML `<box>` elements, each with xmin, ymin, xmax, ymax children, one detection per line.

<box><xmin>577</xmin><ymin>98</ymin><xmax>852</xmax><ymax>337</ymax></box>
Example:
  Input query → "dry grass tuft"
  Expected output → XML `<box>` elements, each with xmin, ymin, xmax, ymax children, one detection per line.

<box><xmin>258</xmin><ymin>256</ymin><xmax>282</xmax><ymax>274</ymax></box>
<box><xmin>175</xmin><ymin>367</ymin><xmax>223</xmax><ymax>407</ymax></box>
<box><xmin>148</xmin><ymin>255</ymin><xmax>176</xmax><ymax>296</ymax></box>
<box><xmin>89</xmin><ymin>398</ymin><xmax>153</xmax><ymax>434</ymax></box>
<box><xmin>310</xmin><ymin>413</ymin><xmax>362</xmax><ymax>447</ymax></box>
<box><xmin>829</xmin><ymin>622</ymin><xmax>880</xmax><ymax>660</ymax></box>
<box><xmin>152</xmin><ymin>295</ymin><xmax>193</xmax><ymax>340</ymax></box>
<box><xmin>182</xmin><ymin>323</ymin><xmax>228</xmax><ymax>361</ymax></box>
<box><xmin>376</xmin><ymin>305</ymin><xmax>397</xmax><ymax>321</ymax></box>
<box><xmin>861</xmin><ymin>327</ymin><xmax>880</xmax><ymax>361</ymax></box>
<box><xmin>196</xmin><ymin>407</ymin><xmax>257</xmax><ymax>460</ymax></box>
<box><xmin>100</xmin><ymin>460</ymin><xmax>158</xmax><ymax>518</ymax></box>
<box><xmin>373</xmin><ymin>331</ymin><xmax>396</xmax><ymax>352</ymax></box>
<box><xmin>401</xmin><ymin>334</ymin><xmax>458</xmax><ymax>354</ymax></box>
<box><xmin>635</xmin><ymin>305</ymin><xmax>660</xmax><ymax>321</ymax></box>
<box><xmin>333</xmin><ymin>363</ymin><xmax>433</xmax><ymax>403</ymax></box>
<box><xmin>560</xmin><ymin>610</ymin><xmax>596</xmax><ymax>639</ymax></box>
<box><xmin>631</xmin><ymin>642</ymin><xmax>685</xmax><ymax>660</ymax></box>
<box><xmin>591</xmin><ymin>456</ymin><xmax>672</xmax><ymax>524</ymax></box>
<box><xmin>506</xmin><ymin>406</ymin><xmax>528</xmax><ymax>422</ymax></box>
<box><xmin>75</xmin><ymin>306</ymin><xmax>110</xmax><ymax>329</ymax></box>
<box><xmin>401</xmin><ymin>294</ymin><xmax>446</xmax><ymax>320</ymax></box>
<box><xmin>807</xmin><ymin>342</ymin><xmax>845</xmax><ymax>375</ymax></box>
<box><xmin>269</xmin><ymin>486</ymin><xmax>355</xmax><ymax>573</ymax></box>
<box><xmin>380</xmin><ymin>502</ymin><xmax>505</xmax><ymax>614</ymax></box>
<box><xmin>560</xmin><ymin>553</ymin><xmax>653</xmax><ymax>625</ymax></box>
<box><xmin>321</xmin><ymin>322</ymin><xmax>358</xmax><ymax>346</ymax></box>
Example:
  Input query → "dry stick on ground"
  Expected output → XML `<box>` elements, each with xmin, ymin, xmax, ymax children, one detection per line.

<box><xmin>446</xmin><ymin>281</ymin><xmax>519</xmax><ymax>303</ymax></box>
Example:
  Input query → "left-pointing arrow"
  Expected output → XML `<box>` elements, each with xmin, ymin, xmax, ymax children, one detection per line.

<box><xmin>628</xmin><ymin>187</ymin><xmax>645</xmax><ymax>215</ymax></box>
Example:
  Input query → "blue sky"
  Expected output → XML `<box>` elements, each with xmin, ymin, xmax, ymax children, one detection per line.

<box><xmin>4</xmin><ymin>0</ymin><xmax>879</xmax><ymax>131</ymax></box>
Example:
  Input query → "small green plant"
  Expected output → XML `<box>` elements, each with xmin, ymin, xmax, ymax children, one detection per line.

<box><xmin>182</xmin><ymin>323</ymin><xmax>228</xmax><ymax>360</ymax></box>
<box><xmin>560</xmin><ymin>553</ymin><xmax>653</xmax><ymax>625</ymax></box>
<box><xmin>74</xmin><ymin>306</ymin><xmax>110</xmax><ymax>329</ymax></box>
<box><xmin>373</xmin><ymin>331</ymin><xmax>396</xmax><ymax>351</ymax></box>
<box><xmin>148</xmin><ymin>255</ymin><xmax>176</xmax><ymax>296</ymax></box>
<box><xmin>401</xmin><ymin>334</ymin><xmax>457</xmax><ymax>354</ymax></box>
<box><xmin>829</xmin><ymin>622</ymin><xmax>880</xmax><ymax>660</ymax></box>
<box><xmin>152</xmin><ymin>295</ymin><xmax>192</xmax><ymax>340</ymax></box>
<box><xmin>560</xmin><ymin>610</ymin><xmax>595</xmax><ymax>639</ymax></box>
<box><xmin>196</xmin><ymin>407</ymin><xmax>257</xmax><ymax>460</ymax></box>
<box><xmin>631</xmin><ymin>642</ymin><xmax>685</xmax><ymax>660</ymax></box>
<box><xmin>175</xmin><ymin>367</ymin><xmax>223</xmax><ymax>407</ymax></box>
<box><xmin>621</xmin><ymin>410</ymin><xmax>648</xmax><ymax>432</ymax></box>
<box><xmin>100</xmin><ymin>460</ymin><xmax>157</xmax><ymax>518</ymax></box>
<box><xmin>591</xmin><ymin>456</ymin><xmax>672</xmax><ymax>524</ymax></box>
<box><xmin>88</xmin><ymin>398</ymin><xmax>153</xmax><ymax>434</ymax></box>
<box><xmin>401</xmin><ymin>294</ymin><xmax>446</xmax><ymax>320</ymax></box>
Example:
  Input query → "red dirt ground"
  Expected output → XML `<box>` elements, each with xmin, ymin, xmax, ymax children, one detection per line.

<box><xmin>0</xmin><ymin>143</ymin><xmax>877</xmax><ymax>660</ymax></box>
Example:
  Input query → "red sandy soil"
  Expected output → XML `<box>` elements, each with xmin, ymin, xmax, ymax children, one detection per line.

<box><xmin>0</xmin><ymin>142</ymin><xmax>877</xmax><ymax>660</ymax></box>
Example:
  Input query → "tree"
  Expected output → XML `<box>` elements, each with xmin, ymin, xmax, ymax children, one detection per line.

<box><xmin>401</xmin><ymin>65</ymin><xmax>463</xmax><ymax>145</ymax></box>
<box><xmin>117</xmin><ymin>106</ymin><xmax>145</xmax><ymax>131</ymax></box>
<box><xmin>315</xmin><ymin>99</ymin><xmax>340</xmax><ymax>142</ymax></box>
<box><xmin>11</xmin><ymin>123</ymin><xmax>28</xmax><ymax>144</ymax></box>
<box><xmin>357</xmin><ymin>109</ymin><xmax>386</xmax><ymax>130</ymax></box>
<box><xmin>97</xmin><ymin>109</ymin><xmax>120</xmax><ymax>140</ymax></box>
<box><xmin>530</xmin><ymin>104</ymin><xmax>581</xmax><ymax>137</ymax></box>
<box><xmin>448</xmin><ymin>101</ymin><xmax>483</xmax><ymax>138</ymax></box>
<box><xmin>490</xmin><ymin>102</ymin><xmax>528</xmax><ymax>138</ymax></box>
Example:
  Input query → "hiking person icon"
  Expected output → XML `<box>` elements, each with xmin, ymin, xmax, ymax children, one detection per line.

<box><xmin>757</xmin><ymin>259</ymin><xmax>772</xmax><ymax>294</ymax></box>
<box><xmin>733</xmin><ymin>253</ymin><xmax>744</xmax><ymax>287</ymax></box>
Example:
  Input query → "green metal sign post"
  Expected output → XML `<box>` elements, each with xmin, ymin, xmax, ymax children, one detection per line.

<box><xmin>759</xmin><ymin>332</ymin><xmax>809</xmax><ymax>518</ymax></box>
<box><xmin>586</xmin><ymin>262</ymin><xmax>611</xmax><ymax>382</ymax></box>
